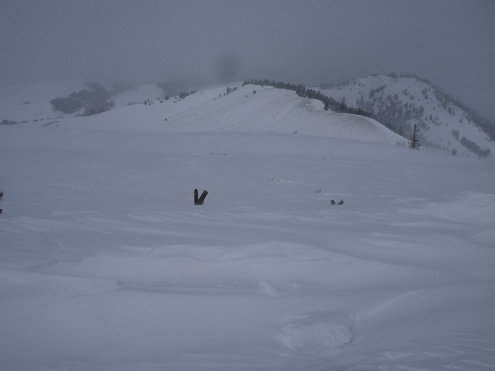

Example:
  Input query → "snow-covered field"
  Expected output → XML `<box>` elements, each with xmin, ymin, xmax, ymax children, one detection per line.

<box><xmin>1</xmin><ymin>83</ymin><xmax>495</xmax><ymax>370</ymax></box>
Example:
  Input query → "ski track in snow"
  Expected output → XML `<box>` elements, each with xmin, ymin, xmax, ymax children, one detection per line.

<box><xmin>1</xmin><ymin>83</ymin><xmax>495</xmax><ymax>370</ymax></box>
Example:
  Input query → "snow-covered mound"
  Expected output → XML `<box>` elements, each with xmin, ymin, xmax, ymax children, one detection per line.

<box><xmin>320</xmin><ymin>74</ymin><xmax>495</xmax><ymax>157</ymax></box>
<box><xmin>400</xmin><ymin>192</ymin><xmax>495</xmax><ymax>225</ymax></box>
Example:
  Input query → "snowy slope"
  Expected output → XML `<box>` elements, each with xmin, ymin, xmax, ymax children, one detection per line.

<box><xmin>320</xmin><ymin>74</ymin><xmax>495</xmax><ymax>157</ymax></box>
<box><xmin>1</xmin><ymin>82</ymin><xmax>406</xmax><ymax>144</ymax></box>
<box><xmin>50</xmin><ymin>82</ymin><xmax>405</xmax><ymax>145</ymax></box>
<box><xmin>0</xmin><ymin>81</ymin><xmax>85</xmax><ymax>123</ymax></box>
<box><xmin>1</xmin><ymin>82</ymin><xmax>495</xmax><ymax>370</ymax></box>
<box><xmin>110</xmin><ymin>83</ymin><xmax>165</xmax><ymax>108</ymax></box>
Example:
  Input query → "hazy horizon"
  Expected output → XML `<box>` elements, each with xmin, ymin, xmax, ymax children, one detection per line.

<box><xmin>1</xmin><ymin>0</ymin><xmax>494</xmax><ymax>122</ymax></box>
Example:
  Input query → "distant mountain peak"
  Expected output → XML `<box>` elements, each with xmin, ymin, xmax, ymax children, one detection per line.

<box><xmin>320</xmin><ymin>74</ymin><xmax>494</xmax><ymax>157</ymax></box>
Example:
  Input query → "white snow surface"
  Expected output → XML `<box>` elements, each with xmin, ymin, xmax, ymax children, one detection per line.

<box><xmin>1</xmin><ymin>82</ymin><xmax>495</xmax><ymax>370</ymax></box>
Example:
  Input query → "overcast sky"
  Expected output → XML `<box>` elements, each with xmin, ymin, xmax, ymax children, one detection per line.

<box><xmin>1</xmin><ymin>0</ymin><xmax>494</xmax><ymax>121</ymax></box>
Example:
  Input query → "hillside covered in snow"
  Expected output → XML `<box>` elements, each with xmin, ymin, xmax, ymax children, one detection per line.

<box><xmin>1</xmin><ymin>81</ymin><xmax>495</xmax><ymax>370</ymax></box>
<box><xmin>320</xmin><ymin>74</ymin><xmax>495</xmax><ymax>157</ymax></box>
<box><xmin>1</xmin><ymin>81</ymin><xmax>405</xmax><ymax>145</ymax></box>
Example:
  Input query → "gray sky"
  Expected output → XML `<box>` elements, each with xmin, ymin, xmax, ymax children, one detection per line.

<box><xmin>1</xmin><ymin>0</ymin><xmax>494</xmax><ymax>121</ymax></box>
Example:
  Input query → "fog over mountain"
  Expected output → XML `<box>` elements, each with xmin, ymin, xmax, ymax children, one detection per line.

<box><xmin>1</xmin><ymin>0</ymin><xmax>494</xmax><ymax>123</ymax></box>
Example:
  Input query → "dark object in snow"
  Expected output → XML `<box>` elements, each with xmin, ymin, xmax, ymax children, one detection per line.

<box><xmin>198</xmin><ymin>190</ymin><xmax>208</xmax><ymax>204</ymax></box>
<box><xmin>0</xmin><ymin>209</ymin><xmax>2</xmax><ymax>214</ymax></box>
<box><xmin>337</xmin><ymin>200</ymin><xmax>344</xmax><ymax>205</ymax></box>
<box><xmin>331</xmin><ymin>200</ymin><xmax>336</xmax><ymax>205</ymax></box>
<box><xmin>0</xmin><ymin>191</ymin><xmax>3</xmax><ymax>200</ymax></box>
<box><xmin>194</xmin><ymin>189</ymin><xmax>208</xmax><ymax>205</ymax></box>
<box><xmin>409</xmin><ymin>124</ymin><xmax>420</xmax><ymax>150</ymax></box>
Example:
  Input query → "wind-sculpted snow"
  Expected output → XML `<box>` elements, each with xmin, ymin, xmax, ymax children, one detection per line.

<box><xmin>0</xmin><ymin>86</ymin><xmax>495</xmax><ymax>370</ymax></box>
<box><xmin>277</xmin><ymin>312</ymin><xmax>353</xmax><ymax>355</ymax></box>
<box><xmin>400</xmin><ymin>192</ymin><xmax>495</xmax><ymax>226</ymax></box>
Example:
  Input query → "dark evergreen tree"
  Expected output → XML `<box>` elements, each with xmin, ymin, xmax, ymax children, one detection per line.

<box><xmin>409</xmin><ymin>124</ymin><xmax>420</xmax><ymax>149</ymax></box>
<box><xmin>324</xmin><ymin>97</ymin><xmax>330</xmax><ymax>111</ymax></box>
<box><xmin>51</xmin><ymin>83</ymin><xmax>114</xmax><ymax>116</ymax></box>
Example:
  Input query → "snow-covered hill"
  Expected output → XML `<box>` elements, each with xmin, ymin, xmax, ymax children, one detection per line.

<box><xmin>320</xmin><ymin>74</ymin><xmax>495</xmax><ymax>157</ymax></box>
<box><xmin>1</xmin><ymin>81</ymin><xmax>495</xmax><ymax>370</ymax></box>
<box><xmin>1</xmin><ymin>81</ymin><xmax>405</xmax><ymax>145</ymax></box>
<box><xmin>0</xmin><ymin>81</ymin><xmax>86</xmax><ymax>123</ymax></box>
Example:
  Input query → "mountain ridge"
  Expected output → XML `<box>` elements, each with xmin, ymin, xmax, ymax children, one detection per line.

<box><xmin>2</xmin><ymin>76</ymin><xmax>493</xmax><ymax>158</ymax></box>
<box><xmin>0</xmin><ymin>81</ymin><xmax>405</xmax><ymax>146</ymax></box>
<box><xmin>319</xmin><ymin>73</ymin><xmax>494</xmax><ymax>157</ymax></box>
